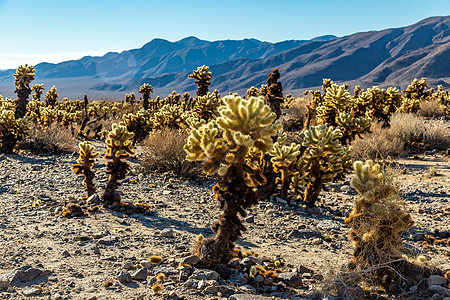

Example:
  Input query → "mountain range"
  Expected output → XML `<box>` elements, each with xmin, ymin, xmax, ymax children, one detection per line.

<box><xmin>0</xmin><ymin>16</ymin><xmax>448</xmax><ymax>99</ymax></box>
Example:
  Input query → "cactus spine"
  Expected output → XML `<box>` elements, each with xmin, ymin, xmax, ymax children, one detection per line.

<box><xmin>72</xmin><ymin>142</ymin><xmax>99</xmax><ymax>198</ymax></box>
<box><xmin>185</xmin><ymin>95</ymin><xmax>281</xmax><ymax>267</ymax></box>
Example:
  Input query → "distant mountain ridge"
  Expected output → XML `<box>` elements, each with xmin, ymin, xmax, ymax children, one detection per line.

<box><xmin>0</xmin><ymin>16</ymin><xmax>448</xmax><ymax>99</ymax></box>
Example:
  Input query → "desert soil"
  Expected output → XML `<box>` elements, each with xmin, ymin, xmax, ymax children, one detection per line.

<box><xmin>0</xmin><ymin>142</ymin><xmax>449</xmax><ymax>300</ymax></box>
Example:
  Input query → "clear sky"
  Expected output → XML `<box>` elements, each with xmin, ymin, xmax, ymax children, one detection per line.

<box><xmin>0</xmin><ymin>0</ymin><xmax>449</xmax><ymax>69</ymax></box>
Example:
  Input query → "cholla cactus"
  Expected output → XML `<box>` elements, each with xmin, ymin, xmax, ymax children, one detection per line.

<box><xmin>121</xmin><ymin>109</ymin><xmax>152</xmax><ymax>143</ymax></box>
<box><xmin>0</xmin><ymin>100</ymin><xmax>30</xmax><ymax>152</ymax></box>
<box><xmin>31</xmin><ymin>84</ymin><xmax>45</xmax><ymax>101</ymax></box>
<box><xmin>343</xmin><ymin>160</ymin><xmax>439</xmax><ymax>291</ymax></box>
<box><xmin>265</xmin><ymin>69</ymin><xmax>283</xmax><ymax>119</ymax></box>
<box><xmin>152</xmin><ymin>104</ymin><xmax>189</xmax><ymax>130</ymax></box>
<box><xmin>269</xmin><ymin>139</ymin><xmax>301</xmax><ymax>201</ymax></box>
<box><xmin>317</xmin><ymin>84</ymin><xmax>371</xmax><ymax>145</ymax></box>
<box><xmin>403</xmin><ymin>77</ymin><xmax>431</xmax><ymax>100</ymax></box>
<box><xmin>45</xmin><ymin>86</ymin><xmax>58</xmax><ymax>107</ymax></box>
<box><xmin>191</xmin><ymin>92</ymin><xmax>222</xmax><ymax>121</ymax></box>
<box><xmin>188</xmin><ymin>65</ymin><xmax>212</xmax><ymax>97</ymax></box>
<box><xmin>138</xmin><ymin>83</ymin><xmax>153</xmax><ymax>110</ymax></box>
<box><xmin>185</xmin><ymin>95</ymin><xmax>281</xmax><ymax>267</ymax></box>
<box><xmin>398</xmin><ymin>98</ymin><xmax>420</xmax><ymax>113</ymax></box>
<box><xmin>72</xmin><ymin>142</ymin><xmax>99</xmax><ymax>198</ymax></box>
<box><xmin>247</xmin><ymin>86</ymin><xmax>259</xmax><ymax>97</ymax></box>
<box><xmin>13</xmin><ymin>64</ymin><xmax>35</xmax><ymax>119</ymax></box>
<box><xmin>102</xmin><ymin>124</ymin><xmax>135</xmax><ymax>205</ymax></box>
<box><xmin>125</xmin><ymin>92</ymin><xmax>136</xmax><ymax>105</ymax></box>
<box><xmin>295</xmin><ymin>125</ymin><xmax>351</xmax><ymax>206</ymax></box>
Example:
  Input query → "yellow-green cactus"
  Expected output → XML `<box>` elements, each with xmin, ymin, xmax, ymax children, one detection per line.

<box><xmin>13</xmin><ymin>64</ymin><xmax>36</xmax><ymax>119</ymax></box>
<box><xmin>121</xmin><ymin>109</ymin><xmax>152</xmax><ymax>142</ymax></box>
<box><xmin>191</xmin><ymin>92</ymin><xmax>222</xmax><ymax>121</ymax></box>
<box><xmin>397</xmin><ymin>98</ymin><xmax>420</xmax><ymax>113</ymax></box>
<box><xmin>72</xmin><ymin>142</ymin><xmax>99</xmax><ymax>198</ymax></box>
<box><xmin>125</xmin><ymin>92</ymin><xmax>136</xmax><ymax>105</ymax></box>
<box><xmin>296</xmin><ymin>125</ymin><xmax>352</xmax><ymax>206</ymax></box>
<box><xmin>152</xmin><ymin>104</ymin><xmax>189</xmax><ymax>130</ymax></box>
<box><xmin>247</xmin><ymin>86</ymin><xmax>259</xmax><ymax>97</ymax></box>
<box><xmin>188</xmin><ymin>65</ymin><xmax>212</xmax><ymax>96</ymax></box>
<box><xmin>402</xmin><ymin>77</ymin><xmax>431</xmax><ymax>101</ymax></box>
<box><xmin>0</xmin><ymin>99</ymin><xmax>30</xmax><ymax>153</ymax></box>
<box><xmin>31</xmin><ymin>84</ymin><xmax>45</xmax><ymax>101</ymax></box>
<box><xmin>138</xmin><ymin>83</ymin><xmax>153</xmax><ymax>110</ymax></box>
<box><xmin>185</xmin><ymin>95</ymin><xmax>281</xmax><ymax>267</ymax></box>
<box><xmin>45</xmin><ymin>86</ymin><xmax>58</xmax><ymax>107</ymax></box>
<box><xmin>268</xmin><ymin>138</ymin><xmax>301</xmax><ymax>201</ymax></box>
<box><xmin>102</xmin><ymin>124</ymin><xmax>135</xmax><ymax>204</ymax></box>
<box><xmin>343</xmin><ymin>160</ymin><xmax>433</xmax><ymax>290</ymax></box>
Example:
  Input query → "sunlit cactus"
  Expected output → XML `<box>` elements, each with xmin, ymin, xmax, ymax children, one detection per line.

<box><xmin>191</xmin><ymin>92</ymin><xmax>222</xmax><ymax>121</ymax></box>
<box><xmin>121</xmin><ymin>109</ymin><xmax>152</xmax><ymax>143</ymax></box>
<box><xmin>402</xmin><ymin>77</ymin><xmax>431</xmax><ymax>100</ymax></box>
<box><xmin>45</xmin><ymin>86</ymin><xmax>59</xmax><ymax>107</ymax></box>
<box><xmin>102</xmin><ymin>124</ymin><xmax>135</xmax><ymax>205</ymax></box>
<box><xmin>268</xmin><ymin>136</ymin><xmax>301</xmax><ymax>201</ymax></box>
<box><xmin>125</xmin><ymin>92</ymin><xmax>136</xmax><ymax>105</ymax></box>
<box><xmin>31</xmin><ymin>84</ymin><xmax>45</xmax><ymax>101</ymax></box>
<box><xmin>343</xmin><ymin>160</ymin><xmax>438</xmax><ymax>291</ymax></box>
<box><xmin>265</xmin><ymin>69</ymin><xmax>283</xmax><ymax>119</ymax></box>
<box><xmin>295</xmin><ymin>125</ymin><xmax>351</xmax><ymax>206</ymax></box>
<box><xmin>0</xmin><ymin>100</ymin><xmax>30</xmax><ymax>152</ymax></box>
<box><xmin>188</xmin><ymin>65</ymin><xmax>212</xmax><ymax>97</ymax></box>
<box><xmin>138</xmin><ymin>83</ymin><xmax>153</xmax><ymax>110</ymax></box>
<box><xmin>13</xmin><ymin>64</ymin><xmax>35</xmax><ymax>119</ymax></box>
<box><xmin>398</xmin><ymin>98</ymin><xmax>420</xmax><ymax>114</ymax></box>
<box><xmin>152</xmin><ymin>104</ymin><xmax>189</xmax><ymax>130</ymax></box>
<box><xmin>259</xmin><ymin>84</ymin><xmax>268</xmax><ymax>97</ymax></box>
<box><xmin>184</xmin><ymin>95</ymin><xmax>281</xmax><ymax>267</ymax></box>
<box><xmin>247</xmin><ymin>86</ymin><xmax>259</xmax><ymax>97</ymax></box>
<box><xmin>72</xmin><ymin>142</ymin><xmax>99</xmax><ymax>198</ymax></box>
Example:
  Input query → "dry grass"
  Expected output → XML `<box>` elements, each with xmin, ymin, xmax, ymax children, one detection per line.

<box><xmin>141</xmin><ymin>128</ymin><xmax>200</xmax><ymax>176</ymax></box>
<box><xmin>418</xmin><ymin>99</ymin><xmax>446</xmax><ymax>119</ymax></box>
<box><xmin>18</xmin><ymin>123</ymin><xmax>77</xmax><ymax>154</ymax></box>
<box><xmin>351</xmin><ymin>113</ymin><xmax>450</xmax><ymax>160</ymax></box>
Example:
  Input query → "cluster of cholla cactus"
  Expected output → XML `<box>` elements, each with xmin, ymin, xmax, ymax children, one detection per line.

<box><xmin>188</xmin><ymin>65</ymin><xmax>212</xmax><ymax>97</ymax></box>
<box><xmin>138</xmin><ymin>83</ymin><xmax>153</xmax><ymax>110</ymax></box>
<box><xmin>71</xmin><ymin>142</ymin><xmax>99</xmax><ymax>198</ymax></box>
<box><xmin>294</xmin><ymin>125</ymin><xmax>352</xmax><ymax>206</ymax></box>
<box><xmin>103</xmin><ymin>124</ymin><xmax>135</xmax><ymax>205</ymax></box>
<box><xmin>152</xmin><ymin>104</ymin><xmax>190</xmax><ymax>130</ymax></box>
<box><xmin>31</xmin><ymin>84</ymin><xmax>45</xmax><ymax>101</ymax></box>
<box><xmin>0</xmin><ymin>98</ymin><xmax>30</xmax><ymax>153</ymax></box>
<box><xmin>125</xmin><ymin>92</ymin><xmax>136</xmax><ymax>105</ymax></box>
<box><xmin>344</xmin><ymin>160</ymin><xmax>441</xmax><ymax>291</ymax></box>
<box><xmin>45</xmin><ymin>86</ymin><xmax>59</xmax><ymax>107</ymax></box>
<box><xmin>265</xmin><ymin>68</ymin><xmax>283</xmax><ymax>119</ymax></box>
<box><xmin>13</xmin><ymin>64</ymin><xmax>36</xmax><ymax>119</ymax></box>
<box><xmin>184</xmin><ymin>95</ymin><xmax>281</xmax><ymax>267</ymax></box>
<box><xmin>403</xmin><ymin>77</ymin><xmax>432</xmax><ymax>101</ymax></box>
<box><xmin>121</xmin><ymin>109</ymin><xmax>153</xmax><ymax>143</ymax></box>
<box><xmin>317</xmin><ymin>84</ymin><xmax>372</xmax><ymax>145</ymax></box>
<box><xmin>246</xmin><ymin>86</ymin><xmax>259</xmax><ymax>97</ymax></box>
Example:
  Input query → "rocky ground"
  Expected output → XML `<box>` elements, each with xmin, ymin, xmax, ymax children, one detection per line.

<box><xmin>0</xmin><ymin>143</ymin><xmax>449</xmax><ymax>300</ymax></box>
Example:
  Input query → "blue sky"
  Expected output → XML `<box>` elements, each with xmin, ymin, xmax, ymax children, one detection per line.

<box><xmin>0</xmin><ymin>0</ymin><xmax>449</xmax><ymax>69</ymax></box>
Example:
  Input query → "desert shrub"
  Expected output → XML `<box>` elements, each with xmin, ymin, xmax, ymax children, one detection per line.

<box><xmin>351</xmin><ymin>113</ymin><xmax>450</xmax><ymax>159</ymax></box>
<box><xmin>418</xmin><ymin>99</ymin><xmax>446</xmax><ymax>118</ymax></box>
<box><xmin>18</xmin><ymin>123</ymin><xmax>76</xmax><ymax>154</ymax></box>
<box><xmin>141</xmin><ymin>128</ymin><xmax>200</xmax><ymax>176</ymax></box>
<box><xmin>285</xmin><ymin>97</ymin><xmax>307</xmax><ymax>131</ymax></box>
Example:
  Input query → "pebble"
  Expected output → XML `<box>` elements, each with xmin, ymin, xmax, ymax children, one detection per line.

<box><xmin>428</xmin><ymin>275</ymin><xmax>448</xmax><ymax>286</ymax></box>
<box><xmin>97</xmin><ymin>235</ymin><xmax>118</xmax><ymax>245</ymax></box>
<box><xmin>160</xmin><ymin>228</ymin><xmax>175</xmax><ymax>238</ymax></box>
<box><xmin>131</xmin><ymin>268</ymin><xmax>148</xmax><ymax>281</ymax></box>
<box><xmin>22</xmin><ymin>287</ymin><xmax>42</xmax><ymax>296</ymax></box>
<box><xmin>428</xmin><ymin>285</ymin><xmax>450</xmax><ymax>296</ymax></box>
<box><xmin>61</xmin><ymin>250</ymin><xmax>70</xmax><ymax>257</ymax></box>
<box><xmin>179</xmin><ymin>255</ymin><xmax>199</xmax><ymax>265</ymax></box>
<box><xmin>190</xmin><ymin>268</ymin><xmax>220</xmax><ymax>281</ymax></box>
<box><xmin>278</xmin><ymin>271</ymin><xmax>302</xmax><ymax>287</ymax></box>
<box><xmin>117</xmin><ymin>270</ymin><xmax>132</xmax><ymax>284</ymax></box>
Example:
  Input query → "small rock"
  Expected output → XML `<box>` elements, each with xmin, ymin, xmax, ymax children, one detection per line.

<box><xmin>228</xmin><ymin>259</ymin><xmax>240</xmax><ymax>268</ymax></box>
<box><xmin>22</xmin><ymin>287</ymin><xmax>42</xmax><ymax>296</ymax></box>
<box><xmin>263</xmin><ymin>277</ymin><xmax>273</xmax><ymax>285</ymax></box>
<box><xmin>428</xmin><ymin>285</ymin><xmax>450</xmax><ymax>296</ymax></box>
<box><xmin>131</xmin><ymin>268</ymin><xmax>147</xmax><ymax>281</ymax></box>
<box><xmin>61</xmin><ymin>250</ymin><xmax>70</xmax><ymax>257</ymax></box>
<box><xmin>276</xmin><ymin>197</ymin><xmax>288</xmax><ymax>206</ymax></box>
<box><xmin>92</xmin><ymin>232</ymin><xmax>106</xmax><ymax>239</ymax></box>
<box><xmin>180</xmin><ymin>255</ymin><xmax>199</xmax><ymax>265</ymax></box>
<box><xmin>254</xmin><ymin>275</ymin><xmax>264</xmax><ymax>284</ymax></box>
<box><xmin>160</xmin><ymin>228</ymin><xmax>174</xmax><ymax>238</ymax></box>
<box><xmin>162</xmin><ymin>190</ymin><xmax>171</xmax><ymax>195</ymax></box>
<box><xmin>98</xmin><ymin>235</ymin><xmax>118</xmax><ymax>245</ymax></box>
<box><xmin>230</xmin><ymin>294</ymin><xmax>272</xmax><ymax>300</ymax></box>
<box><xmin>240</xmin><ymin>256</ymin><xmax>262</xmax><ymax>267</ymax></box>
<box><xmin>117</xmin><ymin>270</ymin><xmax>132</xmax><ymax>284</ymax></box>
<box><xmin>0</xmin><ymin>266</ymin><xmax>51</xmax><ymax>287</ymax></box>
<box><xmin>53</xmin><ymin>293</ymin><xmax>62</xmax><ymax>300</ymax></box>
<box><xmin>278</xmin><ymin>272</ymin><xmax>302</xmax><ymax>287</ymax></box>
<box><xmin>428</xmin><ymin>275</ymin><xmax>448</xmax><ymax>287</ymax></box>
<box><xmin>123</xmin><ymin>262</ymin><xmax>134</xmax><ymax>270</ymax></box>
<box><xmin>190</xmin><ymin>268</ymin><xmax>220</xmax><ymax>281</ymax></box>
<box><xmin>197</xmin><ymin>279</ymin><xmax>211</xmax><ymax>290</ymax></box>
<box><xmin>140</xmin><ymin>260</ymin><xmax>152</xmax><ymax>269</ymax></box>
